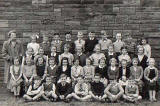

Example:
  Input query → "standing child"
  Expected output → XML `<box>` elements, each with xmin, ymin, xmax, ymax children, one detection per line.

<box><xmin>89</xmin><ymin>73</ymin><xmax>107</xmax><ymax>101</ymax></box>
<box><xmin>63</xmin><ymin>32</ymin><xmax>75</xmax><ymax>54</ymax></box>
<box><xmin>123</xmin><ymin>80</ymin><xmax>142</xmax><ymax>103</ymax></box>
<box><xmin>71</xmin><ymin>59</ymin><xmax>83</xmax><ymax>86</ymax></box>
<box><xmin>46</xmin><ymin>57</ymin><xmax>58</xmax><ymax>84</ymax></box>
<box><xmin>23</xmin><ymin>57</ymin><xmax>37</xmax><ymax>92</ymax></box>
<box><xmin>10</xmin><ymin>57</ymin><xmax>23</xmax><ymax>97</ymax></box>
<box><xmin>40</xmin><ymin>35</ymin><xmax>50</xmax><ymax>56</ymax></box>
<box><xmin>99</xmin><ymin>30</ymin><xmax>112</xmax><ymax>53</ymax></box>
<box><xmin>41</xmin><ymin>75</ymin><xmax>58</xmax><ymax>101</ymax></box>
<box><xmin>51</xmin><ymin>33</ymin><xmax>63</xmax><ymax>54</ymax></box>
<box><xmin>48</xmin><ymin>46</ymin><xmax>59</xmax><ymax>65</ymax></box>
<box><xmin>113</xmin><ymin>33</ymin><xmax>125</xmax><ymax>56</ymax></box>
<box><xmin>85</xmin><ymin>32</ymin><xmax>98</xmax><ymax>56</ymax></box>
<box><xmin>104</xmin><ymin>80</ymin><xmax>124</xmax><ymax>102</ymax></box>
<box><xmin>141</xmin><ymin>38</ymin><xmax>151</xmax><ymax>60</ymax></box>
<box><xmin>74</xmin><ymin>46</ymin><xmax>87</xmax><ymax>67</ymax></box>
<box><xmin>83</xmin><ymin>58</ymin><xmax>95</xmax><ymax>83</ymax></box>
<box><xmin>34</xmin><ymin>47</ymin><xmax>47</xmax><ymax>64</ymax></box>
<box><xmin>107</xmin><ymin>58</ymin><xmax>119</xmax><ymax>82</ymax></box>
<box><xmin>72</xmin><ymin>76</ymin><xmax>91</xmax><ymax>101</ymax></box>
<box><xmin>56</xmin><ymin>74</ymin><xmax>73</xmax><ymax>102</ymax></box>
<box><xmin>118</xmin><ymin>47</ymin><xmax>131</xmax><ymax>65</ymax></box>
<box><xmin>59</xmin><ymin>44</ymin><xmax>74</xmax><ymax>66</ymax></box>
<box><xmin>89</xmin><ymin>44</ymin><xmax>105</xmax><ymax>66</ymax></box>
<box><xmin>27</xmin><ymin>34</ymin><xmax>40</xmax><ymax>56</ymax></box>
<box><xmin>74</xmin><ymin>31</ymin><xmax>85</xmax><ymax>52</ymax></box>
<box><xmin>23</xmin><ymin>76</ymin><xmax>43</xmax><ymax>101</ymax></box>
<box><xmin>25</xmin><ymin>47</ymin><xmax>34</xmax><ymax>61</ymax></box>
<box><xmin>144</xmin><ymin>58</ymin><xmax>158</xmax><ymax>102</ymax></box>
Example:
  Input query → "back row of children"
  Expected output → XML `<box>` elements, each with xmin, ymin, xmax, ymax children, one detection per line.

<box><xmin>9</xmin><ymin>30</ymin><xmax>158</xmax><ymax>103</ymax></box>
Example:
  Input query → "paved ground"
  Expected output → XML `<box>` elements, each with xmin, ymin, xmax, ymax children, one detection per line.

<box><xmin>0</xmin><ymin>86</ymin><xmax>160</xmax><ymax>106</ymax></box>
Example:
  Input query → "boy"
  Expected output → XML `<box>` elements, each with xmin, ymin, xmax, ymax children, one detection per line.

<box><xmin>40</xmin><ymin>35</ymin><xmax>50</xmax><ymax>56</ymax></box>
<box><xmin>23</xmin><ymin>76</ymin><xmax>43</xmax><ymax>101</ymax></box>
<box><xmin>99</xmin><ymin>30</ymin><xmax>112</xmax><ymax>52</ymax></box>
<box><xmin>74</xmin><ymin>46</ymin><xmax>87</xmax><ymax>67</ymax></box>
<box><xmin>123</xmin><ymin>80</ymin><xmax>142</xmax><ymax>103</ymax></box>
<box><xmin>56</xmin><ymin>74</ymin><xmax>73</xmax><ymax>102</ymax></box>
<box><xmin>72</xmin><ymin>76</ymin><xmax>91</xmax><ymax>101</ymax></box>
<box><xmin>89</xmin><ymin>73</ymin><xmax>107</xmax><ymax>101</ymax></box>
<box><xmin>104</xmin><ymin>80</ymin><xmax>124</xmax><ymax>102</ymax></box>
<box><xmin>85</xmin><ymin>31</ymin><xmax>98</xmax><ymax>56</ymax></box>
<box><xmin>41</xmin><ymin>75</ymin><xmax>58</xmax><ymax>101</ymax></box>
<box><xmin>113</xmin><ymin>33</ymin><xmax>125</xmax><ymax>56</ymax></box>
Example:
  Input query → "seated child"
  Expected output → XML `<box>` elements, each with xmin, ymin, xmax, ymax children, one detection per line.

<box><xmin>10</xmin><ymin>57</ymin><xmax>23</xmax><ymax>96</ymax></box>
<box><xmin>72</xmin><ymin>76</ymin><xmax>91</xmax><ymax>101</ymax></box>
<box><xmin>99</xmin><ymin>30</ymin><xmax>112</xmax><ymax>53</ymax></box>
<box><xmin>51</xmin><ymin>33</ymin><xmax>63</xmax><ymax>54</ymax></box>
<box><xmin>89</xmin><ymin>44</ymin><xmax>105</xmax><ymax>66</ymax></box>
<box><xmin>23</xmin><ymin>76</ymin><xmax>43</xmax><ymax>101</ymax></box>
<box><xmin>35</xmin><ymin>57</ymin><xmax>47</xmax><ymax>79</ymax></box>
<box><xmin>123</xmin><ymin>80</ymin><xmax>142</xmax><ymax>103</ymax></box>
<box><xmin>89</xmin><ymin>73</ymin><xmax>107</xmax><ymax>101</ymax></box>
<box><xmin>46</xmin><ymin>57</ymin><xmax>58</xmax><ymax>84</ymax></box>
<box><xmin>104</xmin><ymin>80</ymin><xmax>124</xmax><ymax>102</ymax></box>
<box><xmin>41</xmin><ymin>75</ymin><xmax>58</xmax><ymax>101</ymax></box>
<box><xmin>71</xmin><ymin>59</ymin><xmax>83</xmax><ymax>86</ymax></box>
<box><xmin>74</xmin><ymin>31</ymin><xmax>85</xmax><ymax>51</ymax></box>
<box><xmin>113</xmin><ymin>33</ymin><xmax>125</xmax><ymax>56</ymax></box>
<box><xmin>59</xmin><ymin>44</ymin><xmax>74</xmax><ymax>66</ymax></box>
<box><xmin>83</xmin><ymin>58</ymin><xmax>95</xmax><ymax>83</ymax></box>
<box><xmin>56</xmin><ymin>74</ymin><xmax>73</xmax><ymax>102</ymax></box>
<box><xmin>144</xmin><ymin>58</ymin><xmax>158</xmax><ymax>102</ymax></box>
<box><xmin>27</xmin><ymin>34</ymin><xmax>40</xmax><ymax>56</ymax></box>
<box><xmin>23</xmin><ymin>57</ymin><xmax>36</xmax><ymax>92</ymax></box>
<box><xmin>48</xmin><ymin>46</ymin><xmax>59</xmax><ymax>64</ymax></box>
<box><xmin>74</xmin><ymin>46</ymin><xmax>87</xmax><ymax>67</ymax></box>
<box><xmin>107</xmin><ymin>58</ymin><xmax>119</xmax><ymax>82</ymax></box>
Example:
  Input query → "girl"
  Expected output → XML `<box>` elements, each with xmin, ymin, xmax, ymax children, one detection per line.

<box><xmin>141</xmin><ymin>38</ymin><xmax>151</xmax><ymax>60</ymax></box>
<box><xmin>34</xmin><ymin>47</ymin><xmax>47</xmax><ymax>64</ymax></box>
<box><xmin>23</xmin><ymin>76</ymin><xmax>43</xmax><ymax>101</ymax></box>
<box><xmin>118</xmin><ymin>47</ymin><xmax>131</xmax><ymax>65</ymax></box>
<box><xmin>144</xmin><ymin>58</ymin><xmax>158</xmax><ymax>102</ymax></box>
<box><xmin>74</xmin><ymin>31</ymin><xmax>85</xmax><ymax>52</ymax></box>
<box><xmin>27</xmin><ymin>34</ymin><xmax>40</xmax><ymax>56</ymax></box>
<box><xmin>95</xmin><ymin>57</ymin><xmax>108</xmax><ymax>86</ymax></box>
<box><xmin>57</xmin><ymin>57</ymin><xmax>71</xmax><ymax>83</ymax></box>
<box><xmin>71</xmin><ymin>59</ymin><xmax>83</xmax><ymax>86</ymax></box>
<box><xmin>59</xmin><ymin>44</ymin><xmax>74</xmax><ymax>66</ymax></box>
<box><xmin>99</xmin><ymin>30</ymin><xmax>112</xmax><ymax>52</ymax></box>
<box><xmin>129</xmin><ymin>58</ymin><xmax>143</xmax><ymax>91</ymax></box>
<box><xmin>10</xmin><ymin>57</ymin><xmax>23</xmax><ymax>97</ymax></box>
<box><xmin>48</xmin><ymin>46</ymin><xmax>59</xmax><ymax>65</ymax></box>
<box><xmin>135</xmin><ymin>45</ymin><xmax>148</xmax><ymax>70</ymax></box>
<box><xmin>83</xmin><ymin>58</ymin><xmax>95</xmax><ymax>83</ymax></box>
<box><xmin>89</xmin><ymin>44</ymin><xmax>105</xmax><ymax>66</ymax></box>
<box><xmin>51</xmin><ymin>33</ymin><xmax>63</xmax><ymax>54</ymax></box>
<box><xmin>23</xmin><ymin>57</ymin><xmax>37</xmax><ymax>93</ymax></box>
<box><xmin>107</xmin><ymin>58</ymin><xmax>119</xmax><ymax>82</ymax></box>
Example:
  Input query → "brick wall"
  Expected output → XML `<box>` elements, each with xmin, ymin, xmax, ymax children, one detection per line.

<box><xmin>0</xmin><ymin>0</ymin><xmax>160</xmax><ymax>83</ymax></box>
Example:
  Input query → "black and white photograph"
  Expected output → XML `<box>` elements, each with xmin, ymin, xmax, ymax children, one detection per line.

<box><xmin>0</xmin><ymin>0</ymin><xmax>160</xmax><ymax>106</ymax></box>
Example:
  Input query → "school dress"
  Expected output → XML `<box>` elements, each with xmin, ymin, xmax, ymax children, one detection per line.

<box><xmin>144</xmin><ymin>67</ymin><xmax>158</xmax><ymax>91</ymax></box>
<box><xmin>36</xmin><ymin>64</ymin><xmax>46</xmax><ymax>78</ymax></box>
<box><xmin>95</xmin><ymin>65</ymin><xmax>108</xmax><ymax>79</ymax></box>
<box><xmin>59</xmin><ymin>53</ymin><xmax>74</xmax><ymax>65</ymax></box>
<box><xmin>107</xmin><ymin>66</ymin><xmax>119</xmax><ymax>81</ymax></box>
<box><xmin>89</xmin><ymin>53</ymin><xmax>105</xmax><ymax>66</ymax></box>
<box><xmin>10</xmin><ymin>65</ymin><xmax>23</xmax><ymax>91</ymax></box>
<box><xmin>71</xmin><ymin>65</ymin><xmax>83</xmax><ymax>81</ymax></box>
<box><xmin>27</xmin><ymin>42</ymin><xmax>40</xmax><ymax>56</ymax></box>
<box><xmin>75</xmin><ymin>83</ymin><xmax>89</xmax><ymax>96</ymax></box>
<box><xmin>90</xmin><ymin>81</ymin><xmax>105</xmax><ymax>96</ymax></box>
<box><xmin>83</xmin><ymin>66</ymin><xmax>95</xmax><ymax>82</ymax></box>
<box><xmin>56</xmin><ymin>66</ymin><xmax>71</xmax><ymax>80</ymax></box>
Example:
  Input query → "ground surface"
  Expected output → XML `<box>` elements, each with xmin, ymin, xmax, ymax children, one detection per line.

<box><xmin>0</xmin><ymin>86</ymin><xmax>160</xmax><ymax>106</ymax></box>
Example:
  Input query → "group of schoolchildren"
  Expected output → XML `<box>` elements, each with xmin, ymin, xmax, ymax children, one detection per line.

<box><xmin>9</xmin><ymin>30</ymin><xmax>159</xmax><ymax>103</ymax></box>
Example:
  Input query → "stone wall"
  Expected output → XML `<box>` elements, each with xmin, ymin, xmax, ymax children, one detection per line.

<box><xmin>0</xmin><ymin>0</ymin><xmax>160</xmax><ymax>82</ymax></box>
